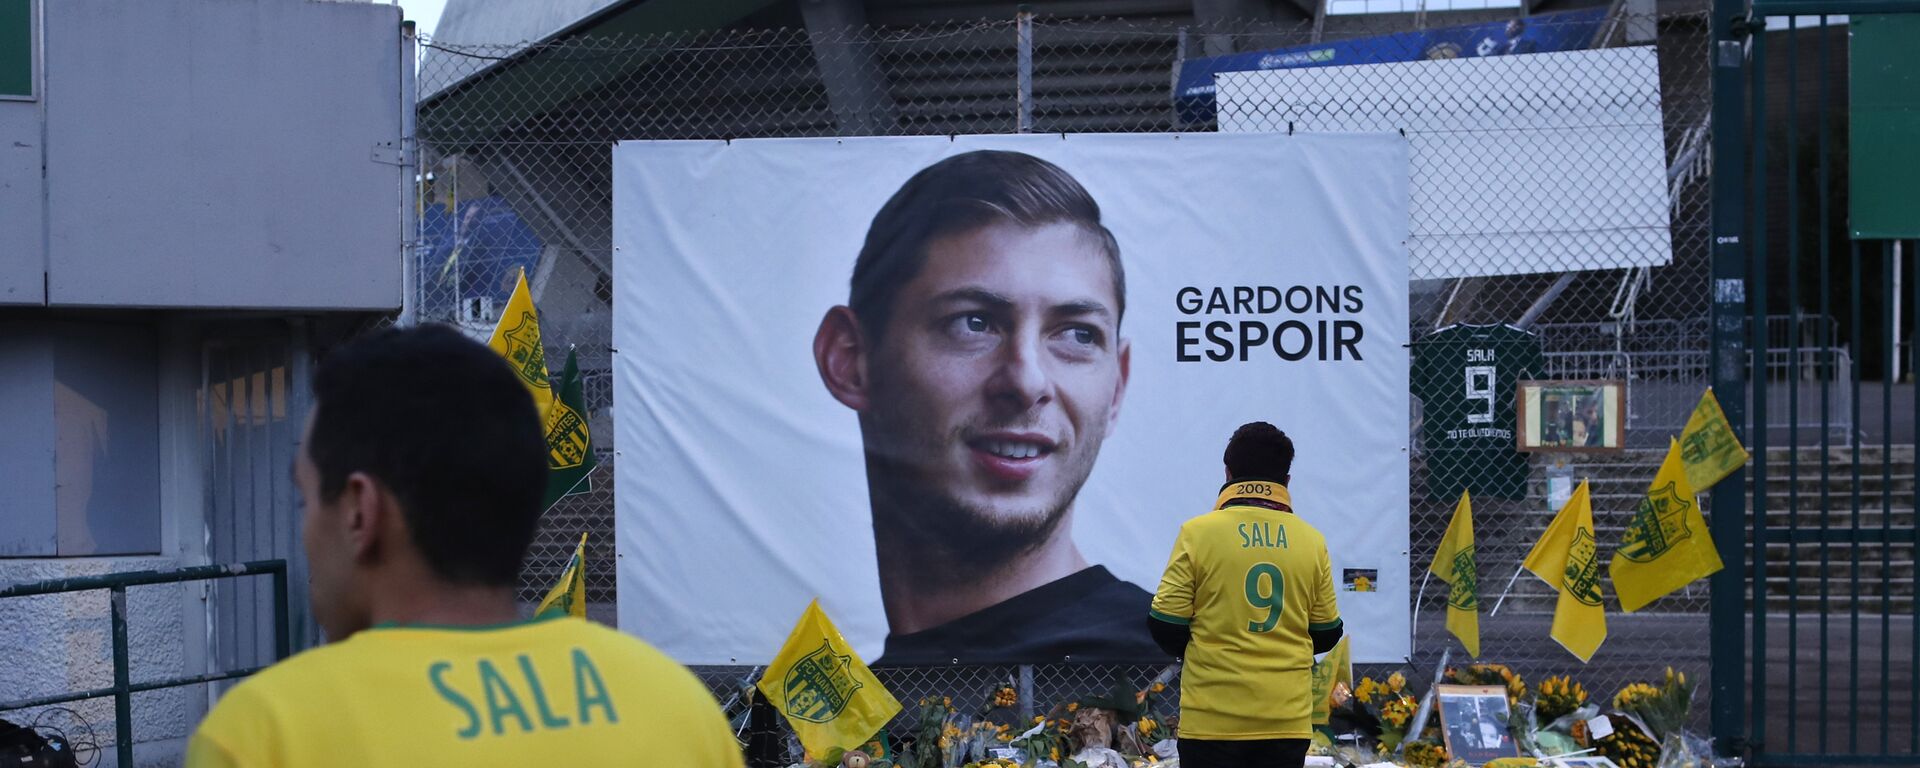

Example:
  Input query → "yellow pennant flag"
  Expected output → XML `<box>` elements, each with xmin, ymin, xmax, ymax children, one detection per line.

<box><xmin>1310</xmin><ymin>636</ymin><xmax>1353</xmax><ymax>734</ymax></box>
<box><xmin>1522</xmin><ymin>480</ymin><xmax>1607</xmax><ymax>662</ymax></box>
<box><xmin>487</xmin><ymin>269</ymin><xmax>554</xmax><ymax>418</ymax></box>
<box><xmin>1611</xmin><ymin>438</ymin><xmax>1724</xmax><ymax>612</ymax></box>
<box><xmin>534</xmin><ymin>533</ymin><xmax>588</xmax><ymax>619</ymax></box>
<box><xmin>1428</xmin><ymin>492</ymin><xmax>1480</xmax><ymax>657</ymax></box>
<box><xmin>757</xmin><ymin>600</ymin><xmax>902</xmax><ymax>758</ymax></box>
<box><xmin>1679</xmin><ymin>387</ymin><xmax>1749</xmax><ymax>491</ymax></box>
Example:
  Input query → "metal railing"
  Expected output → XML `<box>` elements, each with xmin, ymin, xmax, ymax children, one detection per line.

<box><xmin>0</xmin><ymin>560</ymin><xmax>289</xmax><ymax>768</ymax></box>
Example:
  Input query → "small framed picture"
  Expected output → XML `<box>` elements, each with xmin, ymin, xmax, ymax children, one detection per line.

<box><xmin>1550</xmin><ymin>758</ymin><xmax>1622</xmax><ymax>768</ymax></box>
<box><xmin>1343</xmin><ymin>568</ymin><xmax>1378</xmax><ymax>593</ymax></box>
<box><xmin>1517</xmin><ymin>380</ymin><xmax>1626</xmax><ymax>453</ymax></box>
<box><xmin>1435</xmin><ymin>684</ymin><xmax>1519</xmax><ymax>766</ymax></box>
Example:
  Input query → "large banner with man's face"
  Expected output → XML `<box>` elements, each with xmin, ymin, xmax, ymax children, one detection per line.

<box><xmin>613</xmin><ymin>133</ymin><xmax>1412</xmax><ymax>665</ymax></box>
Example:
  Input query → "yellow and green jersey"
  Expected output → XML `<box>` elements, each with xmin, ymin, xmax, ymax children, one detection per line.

<box><xmin>186</xmin><ymin>615</ymin><xmax>743</xmax><ymax>768</ymax></box>
<box><xmin>1150</xmin><ymin>482</ymin><xmax>1342</xmax><ymax>740</ymax></box>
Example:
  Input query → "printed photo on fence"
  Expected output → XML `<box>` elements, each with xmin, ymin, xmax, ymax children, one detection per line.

<box><xmin>612</xmin><ymin>133</ymin><xmax>1413</xmax><ymax>666</ymax></box>
<box><xmin>1518</xmin><ymin>380</ymin><xmax>1626</xmax><ymax>452</ymax></box>
<box><xmin>1436</xmin><ymin>684</ymin><xmax>1521</xmax><ymax>765</ymax></box>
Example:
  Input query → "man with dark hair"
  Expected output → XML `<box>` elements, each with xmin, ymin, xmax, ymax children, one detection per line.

<box><xmin>812</xmin><ymin>149</ymin><xmax>1160</xmax><ymax>664</ymax></box>
<box><xmin>186</xmin><ymin>325</ymin><xmax>741</xmax><ymax>768</ymax></box>
<box><xmin>1149</xmin><ymin>422</ymin><xmax>1342</xmax><ymax>768</ymax></box>
<box><xmin>1502</xmin><ymin>19</ymin><xmax>1538</xmax><ymax>54</ymax></box>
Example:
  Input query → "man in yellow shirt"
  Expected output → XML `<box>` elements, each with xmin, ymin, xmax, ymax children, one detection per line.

<box><xmin>1149</xmin><ymin>422</ymin><xmax>1342</xmax><ymax>768</ymax></box>
<box><xmin>185</xmin><ymin>325</ymin><xmax>742</xmax><ymax>768</ymax></box>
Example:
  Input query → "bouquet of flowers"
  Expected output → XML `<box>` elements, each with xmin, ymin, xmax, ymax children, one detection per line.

<box><xmin>1533</xmin><ymin>675</ymin><xmax>1590</xmax><ymax>724</ymax></box>
<box><xmin>1613</xmin><ymin>668</ymin><xmax>1713</xmax><ymax>768</ymax></box>
<box><xmin>1401</xmin><ymin>739</ymin><xmax>1451</xmax><ymax>768</ymax></box>
<box><xmin>1444</xmin><ymin>663</ymin><xmax>1528</xmax><ymax>706</ymax></box>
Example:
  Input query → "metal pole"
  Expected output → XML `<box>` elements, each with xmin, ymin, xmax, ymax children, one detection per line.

<box><xmin>398</xmin><ymin>18</ymin><xmax>419</xmax><ymax>326</ymax></box>
<box><xmin>1706</xmin><ymin>0</ymin><xmax>1752</xmax><ymax>757</ymax></box>
<box><xmin>273</xmin><ymin>563</ymin><xmax>291</xmax><ymax>661</ymax></box>
<box><xmin>1017</xmin><ymin>665</ymin><xmax>1035</xmax><ymax>725</ymax></box>
<box><xmin>1895</xmin><ymin>241</ymin><xmax>1906</xmax><ymax>380</ymax></box>
<box><xmin>111</xmin><ymin>586</ymin><xmax>134</xmax><ymax>768</ymax></box>
<box><xmin>1015</xmin><ymin>7</ymin><xmax>1034</xmax><ymax>133</ymax></box>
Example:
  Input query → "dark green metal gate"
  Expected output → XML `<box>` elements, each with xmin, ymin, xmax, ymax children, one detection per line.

<box><xmin>1711</xmin><ymin>1</ymin><xmax>1920</xmax><ymax>764</ymax></box>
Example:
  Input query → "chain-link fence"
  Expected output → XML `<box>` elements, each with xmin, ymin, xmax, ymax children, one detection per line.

<box><xmin>413</xmin><ymin>7</ymin><xmax>1717</xmax><ymax>760</ymax></box>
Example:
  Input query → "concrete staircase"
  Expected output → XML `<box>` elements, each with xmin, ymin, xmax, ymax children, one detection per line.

<box><xmin>1410</xmin><ymin>445</ymin><xmax>1916</xmax><ymax>616</ymax></box>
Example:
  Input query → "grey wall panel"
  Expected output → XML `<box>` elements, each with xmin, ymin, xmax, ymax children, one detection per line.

<box><xmin>0</xmin><ymin>101</ymin><xmax>43</xmax><ymax>305</ymax></box>
<box><xmin>52</xmin><ymin>321</ymin><xmax>159</xmax><ymax>555</ymax></box>
<box><xmin>44</xmin><ymin>0</ymin><xmax>403</xmax><ymax>310</ymax></box>
<box><xmin>0</xmin><ymin>327</ymin><xmax>56</xmax><ymax>555</ymax></box>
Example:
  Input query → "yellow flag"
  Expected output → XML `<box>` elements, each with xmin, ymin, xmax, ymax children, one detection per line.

<box><xmin>757</xmin><ymin>600</ymin><xmax>902</xmax><ymax>757</ymax></box>
<box><xmin>1310</xmin><ymin>636</ymin><xmax>1352</xmax><ymax>732</ymax></box>
<box><xmin>534</xmin><ymin>533</ymin><xmax>588</xmax><ymax>619</ymax></box>
<box><xmin>1610</xmin><ymin>439</ymin><xmax>1724</xmax><ymax>612</ymax></box>
<box><xmin>1428</xmin><ymin>492</ymin><xmax>1480</xmax><ymax>657</ymax></box>
<box><xmin>487</xmin><ymin>269</ymin><xmax>554</xmax><ymax>418</ymax></box>
<box><xmin>1679</xmin><ymin>387</ymin><xmax>1749</xmax><ymax>491</ymax></box>
<box><xmin>1522</xmin><ymin>480</ymin><xmax>1607</xmax><ymax>662</ymax></box>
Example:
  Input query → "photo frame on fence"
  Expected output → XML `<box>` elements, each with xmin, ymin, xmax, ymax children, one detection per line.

<box><xmin>1517</xmin><ymin>379</ymin><xmax>1626</xmax><ymax>453</ymax></box>
<box><xmin>1549</xmin><ymin>757</ymin><xmax>1622</xmax><ymax>768</ymax></box>
<box><xmin>1435</xmin><ymin>684</ymin><xmax>1520</xmax><ymax>766</ymax></box>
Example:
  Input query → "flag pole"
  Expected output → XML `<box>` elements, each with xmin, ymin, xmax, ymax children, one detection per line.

<box><xmin>1489</xmin><ymin>562</ymin><xmax>1525</xmax><ymax>617</ymax></box>
<box><xmin>1411</xmin><ymin>568</ymin><xmax>1433</xmax><ymax>622</ymax></box>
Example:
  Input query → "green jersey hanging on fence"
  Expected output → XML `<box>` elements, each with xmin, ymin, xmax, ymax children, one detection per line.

<box><xmin>1412</xmin><ymin>324</ymin><xmax>1543</xmax><ymax>500</ymax></box>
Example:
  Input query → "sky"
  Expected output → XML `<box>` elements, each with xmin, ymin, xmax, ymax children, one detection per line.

<box><xmin>399</xmin><ymin>0</ymin><xmax>449</xmax><ymax>39</ymax></box>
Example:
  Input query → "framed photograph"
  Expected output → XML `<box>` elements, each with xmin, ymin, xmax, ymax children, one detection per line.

<box><xmin>1517</xmin><ymin>379</ymin><xmax>1626</xmax><ymax>453</ymax></box>
<box><xmin>1550</xmin><ymin>758</ymin><xmax>1622</xmax><ymax>768</ymax></box>
<box><xmin>1435</xmin><ymin>684</ymin><xmax>1519</xmax><ymax>765</ymax></box>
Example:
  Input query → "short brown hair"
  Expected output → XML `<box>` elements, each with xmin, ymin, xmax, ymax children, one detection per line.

<box><xmin>849</xmin><ymin>150</ymin><xmax>1125</xmax><ymax>339</ymax></box>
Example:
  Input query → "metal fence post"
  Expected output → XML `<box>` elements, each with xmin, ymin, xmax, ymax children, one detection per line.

<box><xmin>111</xmin><ymin>586</ymin><xmax>134</xmax><ymax>768</ymax></box>
<box><xmin>1706</xmin><ymin>0</ymin><xmax>1752</xmax><ymax>757</ymax></box>
<box><xmin>273</xmin><ymin>562</ymin><xmax>291</xmax><ymax>661</ymax></box>
<box><xmin>1015</xmin><ymin>6</ymin><xmax>1033</xmax><ymax>133</ymax></box>
<box><xmin>1017</xmin><ymin>664</ymin><xmax>1035</xmax><ymax>724</ymax></box>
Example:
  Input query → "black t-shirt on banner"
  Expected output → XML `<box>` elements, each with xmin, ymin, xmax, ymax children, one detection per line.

<box><xmin>872</xmin><ymin>566</ymin><xmax>1165</xmax><ymax>666</ymax></box>
<box><xmin>1411</xmin><ymin>323</ymin><xmax>1544</xmax><ymax>501</ymax></box>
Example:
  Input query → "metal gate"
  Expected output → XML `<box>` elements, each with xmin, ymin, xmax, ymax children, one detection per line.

<box><xmin>200</xmin><ymin>323</ymin><xmax>317</xmax><ymax>686</ymax></box>
<box><xmin>1711</xmin><ymin>1</ymin><xmax>1920</xmax><ymax>763</ymax></box>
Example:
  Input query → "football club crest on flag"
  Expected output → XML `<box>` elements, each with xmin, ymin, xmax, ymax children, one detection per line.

<box><xmin>1524</xmin><ymin>480</ymin><xmax>1607</xmax><ymax>661</ymax></box>
<box><xmin>783</xmin><ymin>641</ymin><xmax>862</xmax><ymax>723</ymax></box>
<box><xmin>1563</xmin><ymin>528</ymin><xmax>1603</xmax><ymax>608</ymax></box>
<box><xmin>1611</xmin><ymin>438</ymin><xmax>1724</xmax><ymax>612</ymax></box>
<box><xmin>546</xmin><ymin>397</ymin><xmax>590</xmax><ymax>470</ymax></box>
<box><xmin>1679</xmin><ymin>387</ymin><xmax>1748</xmax><ymax>491</ymax></box>
<box><xmin>487</xmin><ymin>269</ymin><xmax>554</xmax><ymax>418</ymax></box>
<box><xmin>1619</xmin><ymin>481</ymin><xmax>1694</xmax><ymax>562</ymax></box>
<box><xmin>1428</xmin><ymin>492</ymin><xmax>1480</xmax><ymax>657</ymax></box>
<box><xmin>757</xmin><ymin>601</ymin><xmax>901</xmax><ymax>756</ymax></box>
<box><xmin>542</xmin><ymin>347</ymin><xmax>598</xmax><ymax>510</ymax></box>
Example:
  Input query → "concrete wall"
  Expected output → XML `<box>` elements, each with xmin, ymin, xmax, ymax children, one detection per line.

<box><xmin>0</xmin><ymin>558</ymin><xmax>198</xmax><ymax>768</ymax></box>
<box><xmin>0</xmin><ymin>0</ymin><xmax>407</xmax><ymax>311</ymax></box>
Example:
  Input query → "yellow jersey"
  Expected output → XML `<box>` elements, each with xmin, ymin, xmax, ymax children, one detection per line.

<box><xmin>1150</xmin><ymin>482</ymin><xmax>1342</xmax><ymax>740</ymax></box>
<box><xmin>186</xmin><ymin>615</ymin><xmax>744</xmax><ymax>768</ymax></box>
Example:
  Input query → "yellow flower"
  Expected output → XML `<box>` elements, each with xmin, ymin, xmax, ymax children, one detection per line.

<box><xmin>1388</xmin><ymin>672</ymin><xmax>1406</xmax><ymax>692</ymax></box>
<box><xmin>1152</xmin><ymin>682</ymin><xmax>1167</xmax><ymax>693</ymax></box>
<box><xmin>1067</xmin><ymin>702</ymin><xmax>1079</xmax><ymax>712</ymax></box>
<box><xmin>1354</xmin><ymin>678</ymin><xmax>1379</xmax><ymax>704</ymax></box>
<box><xmin>1050</xmin><ymin>748</ymin><xmax>1060</xmax><ymax>762</ymax></box>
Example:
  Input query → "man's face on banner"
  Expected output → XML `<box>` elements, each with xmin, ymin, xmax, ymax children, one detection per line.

<box><xmin>861</xmin><ymin>222</ymin><xmax>1130</xmax><ymax>547</ymax></box>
